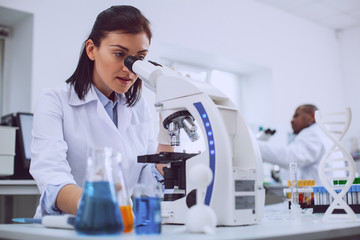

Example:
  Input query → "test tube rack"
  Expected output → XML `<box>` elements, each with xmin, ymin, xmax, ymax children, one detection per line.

<box><xmin>283</xmin><ymin>180</ymin><xmax>315</xmax><ymax>209</ymax></box>
<box><xmin>313</xmin><ymin>178</ymin><xmax>360</xmax><ymax>214</ymax></box>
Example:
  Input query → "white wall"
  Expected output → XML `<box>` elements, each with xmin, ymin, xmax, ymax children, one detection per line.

<box><xmin>0</xmin><ymin>0</ymin><xmax>349</xmax><ymax>145</ymax></box>
<box><xmin>338</xmin><ymin>26</ymin><xmax>360</xmax><ymax>151</ymax></box>
<box><xmin>2</xmin><ymin>14</ymin><xmax>33</xmax><ymax>115</ymax></box>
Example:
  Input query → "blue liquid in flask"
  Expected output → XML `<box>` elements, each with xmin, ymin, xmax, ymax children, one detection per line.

<box><xmin>134</xmin><ymin>196</ymin><xmax>161</xmax><ymax>234</ymax></box>
<box><xmin>74</xmin><ymin>181</ymin><xmax>124</xmax><ymax>235</ymax></box>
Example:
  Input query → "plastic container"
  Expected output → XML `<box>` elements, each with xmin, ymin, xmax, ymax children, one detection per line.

<box><xmin>134</xmin><ymin>183</ymin><xmax>162</xmax><ymax>235</ymax></box>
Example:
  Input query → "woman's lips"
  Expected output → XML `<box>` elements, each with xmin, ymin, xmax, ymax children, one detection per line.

<box><xmin>116</xmin><ymin>77</ymin><xmax>131</xmax><ymax>84</ymax></box>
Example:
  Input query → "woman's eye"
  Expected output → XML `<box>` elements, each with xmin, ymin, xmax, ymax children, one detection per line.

<box><xmin>137</xmin><ymin>55</ymin><xmax>145</xmax><ymax>60</ymax></box>
<box><xmin>115</xmin><ymin>52</ymin><xmax>125</xmax><ymax>58</ymax></box>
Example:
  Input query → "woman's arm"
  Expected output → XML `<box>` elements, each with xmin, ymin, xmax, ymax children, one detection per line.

<box><xmin>31</xmin><ymin>88</ymin><xmax>78</xmax><ymax>217</ymax></box>
<box><xmin>56</xmin><ymin>184</ymin><xmax>83</xmax><ymax>215</ymax></box>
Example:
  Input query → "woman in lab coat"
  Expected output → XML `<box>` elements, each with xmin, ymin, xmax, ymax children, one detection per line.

<box><xmin>30</xmin><ymin>5</ymin><xmax>171</xmax><ymax>218</ymax></box>
<box><xmin>257</xmin><ymin>104</ymin><xmax>331</xmax><ymax>185</ymax></box>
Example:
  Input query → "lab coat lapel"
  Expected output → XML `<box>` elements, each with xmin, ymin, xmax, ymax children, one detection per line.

<box><xmin>95</xmin><ymin>99</ymin><xmax>119</xmax><ymax>133</ymax></box>
<box><xmin>68</xmin><ymin>84</ymin><xmax>132</xmax><ymax>173</ymax></box>
<box><xmin>117</xmin><ymin>95</ymin><xmax>132</xmax><ymax>134</ymax></box>
<box><xmin>69</xmin><ymin>84</ymin><xmax>122</xmax><ymax>137</ymax></box>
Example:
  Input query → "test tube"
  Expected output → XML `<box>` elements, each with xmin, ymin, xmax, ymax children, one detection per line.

<box><xmin>347</xmin><ymin>186</ymin><xmax>353</xmax><ymax>205</ymax></box>
<box><xmin>289</xmin><ymin>163</ymin><xmax>299</xmax><ymax>206</ymax></box>
<box><xmin>313</xmin><ymin>187</ymin><xmax>319</xmax><ymax>206</ymax></box>
<box><xmin>356</xmin><ymin>185</ymin><xmax>360</xmax><ymax>204</ymax></box>
<box><xmin>351</xmin><ymin>186</ymin><xmax>357</xmax><ymax>205</ymax></box>
<box><xmin>320</xmin><ymin>187</ymin><xmax>324</xmax><ymax>205</ymax></box>
<box><xmin>323</xmin><ymin>187</ymin><xmax>330</xmax><ymax>205</ymax></box>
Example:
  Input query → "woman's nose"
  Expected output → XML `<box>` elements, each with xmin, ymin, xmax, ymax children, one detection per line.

<box><xmin>121</xmin><ymin>62</ymin><xmax>131</xmax><ymax>72</ymax></box>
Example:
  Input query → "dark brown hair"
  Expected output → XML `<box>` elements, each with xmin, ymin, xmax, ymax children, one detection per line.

<box><xmin>66</xmin><ymin>5</ymin><xmax>152</xmax><ymax>107</ymax></box>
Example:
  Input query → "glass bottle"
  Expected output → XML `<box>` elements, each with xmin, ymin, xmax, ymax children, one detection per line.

<box><xmin>110</xmin><ymin>151</ymin><xmax>134</xmax><ymax>233</ymax></box>
<box><xmin>74</xmin><ymin>147</ymin><xmax>124</xmax><ymax>235</ymax></box>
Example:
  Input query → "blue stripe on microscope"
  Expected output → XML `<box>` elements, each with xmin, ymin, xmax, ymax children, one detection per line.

<box><xmin>193</xmin><ymin>102</ymin><xmax>215</xmax><ymax>206</ymax></box>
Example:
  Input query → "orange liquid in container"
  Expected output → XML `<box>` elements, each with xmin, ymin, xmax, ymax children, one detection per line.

<box><xmin>120</xmin><ymin>205</ymin><xmax>134</xmax><ymax>233</ymax></box>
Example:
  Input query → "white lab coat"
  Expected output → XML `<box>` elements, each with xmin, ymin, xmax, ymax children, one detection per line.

<box><xmin>257</xmin><ymin>123</ymin><xmax>332</xmax><ymax>185</ymax></box>
<box><xmin>30</xmin><ymin>83</ymin><xmax>158</xmax><ymax>217</ymax></box>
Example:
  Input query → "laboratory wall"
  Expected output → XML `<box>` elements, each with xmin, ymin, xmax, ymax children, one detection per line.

<box><xmin>338</xmin><ymin>26</ymin><xmax>360</xmax><ymax>151</ymax></box>
<box><xmin>0</xmin><ymin>0</ymin><xmax>347</xmax><ymax>145</ymax></box>
<box><xmin>1</xmin><ymin>14</ymin><xmax>33</xmax><ymax>115</ymax></box>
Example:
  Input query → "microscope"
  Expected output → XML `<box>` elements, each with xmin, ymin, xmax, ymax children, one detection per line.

<box><xmin>125</xmin><ymin>56</ymin><xmax>265</xmax><ymax>226</ymax></box>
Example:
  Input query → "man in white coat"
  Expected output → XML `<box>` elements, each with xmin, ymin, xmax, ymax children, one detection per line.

<box><xmin>257</xmin><ymin>104</ymin><xmax>331</xmax><ymax>185</ymax></box>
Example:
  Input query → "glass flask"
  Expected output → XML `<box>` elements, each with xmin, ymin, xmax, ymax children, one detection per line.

<box><xmin>110</xmin><ymin>151</ymin><xmax>134</xmax><ymax>233</ymax></box>
<box><xmin>74</xmin><ymin>147</ymin><xmax>124</xmax><ymax>235</ymax></box>
<box><xmin>134</xmin><ymin>183</ymin><xmax>162</xmax><ymax>235</ymax></box>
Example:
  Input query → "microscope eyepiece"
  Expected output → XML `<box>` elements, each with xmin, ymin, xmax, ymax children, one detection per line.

<box><xmin>124</xmin><ymin>56</ymin><xmax>139</xmax><ymax>73</ymax></box>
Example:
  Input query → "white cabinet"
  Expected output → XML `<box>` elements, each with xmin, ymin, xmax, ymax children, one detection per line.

<box><xmin>0</xmin><ymin>126</ymin><xmax>17</xmax><ymax>176</ymax></box>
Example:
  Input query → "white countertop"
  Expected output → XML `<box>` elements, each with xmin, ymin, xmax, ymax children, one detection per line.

<box><xmin>1</xmin><ymin>204</ymin><xmax>360</xmax><ymax>240</ymax></box>
<box><xmin>0</xmin><ymin>180</ymin><xmax>39</xmax><ymax>195</ymax></box>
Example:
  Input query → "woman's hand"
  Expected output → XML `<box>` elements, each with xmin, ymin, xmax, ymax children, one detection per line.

<box><xmin>56</xmin><ymin>184</ymin><xmax>83</xmax><ymax>215</ymax></box>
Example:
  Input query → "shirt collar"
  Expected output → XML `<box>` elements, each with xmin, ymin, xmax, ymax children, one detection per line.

<box><xmin>94</xmin><ymin>86</ymin><xmax>121</xmax><ymax>108</ymax></box>
<box><xmin>68</xmin><ymin>83</ymin><xmax>125</xmax><ymax>107</ymax></box>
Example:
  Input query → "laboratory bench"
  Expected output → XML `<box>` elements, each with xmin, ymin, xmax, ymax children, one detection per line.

<box><xmin>0</xmin><ymin>180</ymin><xmax>39</xmax><ymax>195</ymax></box>
<box><xmin>0</xmin><ymin>180</ymin><xmax>40</xmax><ymax>224</ymax></box>
<box><xmin>1</xmin><ymin>204</ymin><xmax>360</xmax><ymax>240</ymax></box>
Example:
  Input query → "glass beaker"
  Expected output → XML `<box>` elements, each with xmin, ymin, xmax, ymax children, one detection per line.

<box><xmin>110</xmin><ymin>151</ymin><xmax>134</xmax><ymax>233</ymax></box>
<box><xmin>134</xmin><ymin>183</ymin><xmax>162</xmax><ymax>235</ymax></box>
<box><xmin>74</xmin><ymin>147</ymin><xmax>124</xmax><ymax>235</ymax></box>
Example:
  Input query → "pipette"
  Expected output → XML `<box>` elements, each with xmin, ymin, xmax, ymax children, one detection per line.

<box><xmin>12</xmin><ymin>214</ymin><xmax>75</xmax><ymax>229</ymax></box>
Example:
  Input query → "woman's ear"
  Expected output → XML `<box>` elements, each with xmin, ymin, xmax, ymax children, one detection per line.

<box><xmin>86</xmin><ymin>39</ymin><xmax>96</xmax><ymax>61</ymax></box>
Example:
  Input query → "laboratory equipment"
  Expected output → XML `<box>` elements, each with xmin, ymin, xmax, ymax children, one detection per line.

<box><xmin>133</xmin><ymin>183</ymin><xmax>162</xmax><ymax>235</ymax></box>
<box><xmin>74</xmin><ymin>147</ymin><xmax>123</xmax><ymax>235</ymax></box>
<box><xmin>110</xmin><ymin>151</ymin><xmax>133</xmax><ymax>233</ymax></box>
<box><xmin>12</xmin><ymin>214</ymin><xmax>75</xmax><ymax>229</ymax></box>
<box><xmin>283</xmin><ymin>179</ymin><xmax>315</xmax><ymax>209</ymax></box>
<box><xmin>0</xmin><ymin>125</ymin><xmax>17</xmax><ymax>176</ymax></box>
<box><xmin>316</xmin><ymin>108</ymin><xmax>356</xmax><ymax>221</ymax></box>
<box><xmin>138</xmin><ymin>152</ymin><xmax>198</xmax><ymax>201</ymax></box>
<box><xmin>313</xmin><ymin>178</ymin><xmax>360</xmax><ymax>214</ymax></box>
<box><xmin>186</xmin><ymin>164</ymin><xmax>217</xmax><ymax>234</ymax></box>
<box><xmin>288</xmin><ymin>163</ymin><xmax>301</xmax><ymax>216</ymax></box>
<box><xmin>0</xmin><ymin>112</ymin><xmax>33</xmax><ymax>179</ymax></box>
<box><xmin>125</xmin><ymin>56</ymin><xmax>265</xmax><ymax>226</ymax></box>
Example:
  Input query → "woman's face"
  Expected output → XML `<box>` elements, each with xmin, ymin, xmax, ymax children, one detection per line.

<box><xmin>86</xmin><ymin>31</ymin><xmax>150</xmax><ymax>98</ymax></box>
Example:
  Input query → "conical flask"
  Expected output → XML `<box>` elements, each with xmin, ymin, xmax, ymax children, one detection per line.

<box><xmin>74</xmin><ymin>147</ymin><xmax>124</xmax><ymax>235</ymax></box>
<box><xmin>110</xmin><ymin>151</ymin><xmax>134</xmax><ymax>233</ymax></box>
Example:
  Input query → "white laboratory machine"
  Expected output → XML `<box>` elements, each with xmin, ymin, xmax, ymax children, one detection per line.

<box><xmin>125</xmin><ymin>56</ymin><xmax>265</xmax><ymax>226</ymax></box>
<box><xmin>0</xmin><ymin>126</ymin><xmax>17</xmax><ymax>176</ymax></box>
